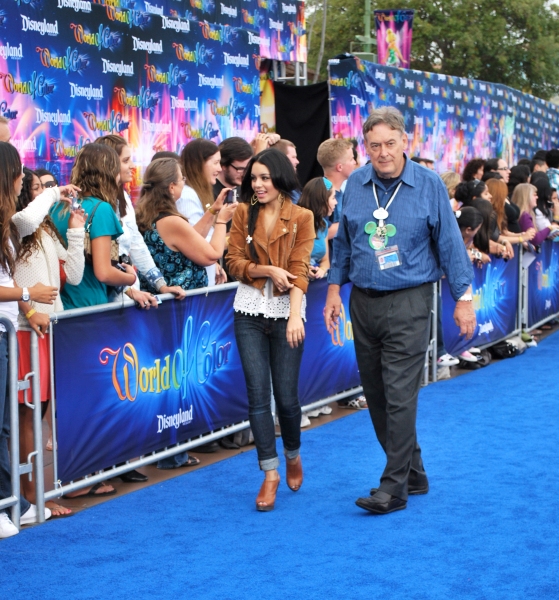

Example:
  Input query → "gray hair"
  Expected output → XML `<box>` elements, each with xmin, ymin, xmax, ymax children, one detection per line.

<box><xmin>363</xmin><ymin>107</ymin><xmax>405</xmax><ymax>136</ymax></box>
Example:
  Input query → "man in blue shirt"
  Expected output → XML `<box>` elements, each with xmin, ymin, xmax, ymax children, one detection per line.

<box><xmin>324</xmin><ymin>107</ymin><xmax>475</xmax><ymax>515</ymax></box>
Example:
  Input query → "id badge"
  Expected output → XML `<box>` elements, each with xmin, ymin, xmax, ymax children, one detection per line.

<box><xmin>375</xmin><ymin>245</ymin><xmax>401</xmax><ymax>270</ymax></box>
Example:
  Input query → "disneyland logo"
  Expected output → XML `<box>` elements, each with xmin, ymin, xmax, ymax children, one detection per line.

<box><xmin>198</xmin><ymin>73</ymin><xmax>224</xmax><ymax>88</ymax></box>
<box><xmin>331</xmin><ymin>115</ymin><xmax>351</xmax><ymax>125</ymax></box>
<box><xmin>35</xmin><ymin>108</ymin><xmax>71</xmax><ymax>125</ymax></box>
<box><xmin>395</xmin><ymin>94</ymin><xmax>405</xmax><ymax>105</ymax></box>
<box><xmin>102</xmin><ymin>58</ymin><xmax>134</xmax><ymax>76</ymax></box>
<box><xmin>132</xmin><ymin>36</ymin><xmax>163</xmax><ymax>54</ymax></box>
<box><xmin>374</xmin><ymin>70</ymin><xmax>386</xmax><ymax>81</ymax></box>
<box><xmin>142</xmin><ymin>119</ymin><xmax>171</xmax><ymax>133</ymax></box>
<box><xmin>430</xmin><ymin>86</ymin><xmax>439</xmax><ymax>95</ymax></box>
<box><xmin>422</xmin><ymin>100</ymin><xmax>432</xmax><ymax>109</ymax></box>
<box><xmin>269</xmin><ymin>18</ymin><xmax>283</xmax><ymax>31</ymax></box>
<box><xmin>220</xmin><ymin>3</ymin><xmax>237</xmax><ymax>17</ymax></box>
<box><xmin>446</xmin><ymin>105</ymin><xmax>455</xmax><ymax>113</ymax></box>
<box><xmin>0</xmin><ymin>43</ymin><xmax>23</xmax><ymax>60</ymax></box>
<box><xmin>414</xmin><ymin>116</ymin><xmax>423</xmax><ymax>125</ymax></box>
<box><xmin>460</xmin><ymin>78</ymin><xmax>467</xmax><ymax>86</ymax></box>
<box><xmin>156</xmin><ymin>406</ymin><xmax>193</xmax><ymax>433</ymax></box>
<box><xmin>404</xmin><ymin>79</ymin><xmax>414</xmax><ymax>89</ymax></box>
<box><xmin>223</xmin><ymin>52</ymin><xmax>249</xmax><ymax>67</ymax></box>
<box><xmin>479</xmin><ymin>83</ymin><xmax>487</xmax><ymax>91</ymax></box>
<box><xmin>364</xmin><ymin>82</ymin><xmax>375</xmax><ymax>95</ymax></box>
<box><xmin>171</xmin><ymin>96</ymin><xmax>198</xmax><ymax>111</ymax></box>
<box><xmin>144</xmin><ymin>1</ymin><xmax>164</xmax><ymax>14</ymax></box>
<box><xmin>282</xmin><ymin>2</ymin><xmax>296</xmax><ymax>13</ymax></box>
<box><xmin>467</xmin><ymin>109</ymin><xmax>474</xmax><ymax>117</ymax></box>
<box><xmin>247</xmin><ymin>32</ymin><xmax>270</xmax><ymax>47</ymax></box>
<box><xmin>478</xmin><ymin>321</ymin><xmax>494</xmax><ymax>335</ymax></box>
<box><xmin>21</xmin><ymin>16</ymin><xmax>59</xmax><ymax>36</ymax></box>
<box><xmin>162</xmin><ymin>16</ymin><xmax>189</xmax><ymax>32</ymax></box>
<box><xmin>12</xmin><ymin>137</ymin><xmax>37</xmax><ymax>155</ymax></box>
<box><xmin>57</xmin><ymin>0</ymin><xmax>92</xmax><ymax>11</ymax></box>
<box><xmin>453</xmin><ymin>91</ymin><xmax>461</xmax><ymax>99</ymax></box>
<box><xmin>70</xmin><ymin>82</ymin><xmax>103</xmax><ymax>99</ymax></box>
<box><xmin>350</xmin><ymin>95</ymin><xmax>366</xmax><ymax>107</ymax></box>
<box><xmin>474</xmin><ymin>96</ymin><xmax>481</xmax><ymax>104</ymax></box>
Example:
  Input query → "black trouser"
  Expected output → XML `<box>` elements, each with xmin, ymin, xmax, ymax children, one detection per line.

<box><xmin>350</xmin><ymin>283</ymin><xmax>432</xmax><ymax>500</ymax></box>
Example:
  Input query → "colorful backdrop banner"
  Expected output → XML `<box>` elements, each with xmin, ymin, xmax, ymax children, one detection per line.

<box><xmin>527</xmin><ymin>240</ymin><xmax>559</xmax><ymax>327</ymax></box>
<box><xmin>53</xmin><ymin>281</ymin><xmax>360</xmax><ymax>482</ymax></box>
<box><xmin>374</xmin><ymin>9</ymin><xmax>414</xmax><ymax>69</ymax></box>
<box><xmin>328</xmin><ymin>56</ymin><xmax>559</xmax><ymax>173</ymax></box>
<box><xmin>441</xmin><ymin>252</ymin><xmax>520</xmax><ymax>356</ymax></box>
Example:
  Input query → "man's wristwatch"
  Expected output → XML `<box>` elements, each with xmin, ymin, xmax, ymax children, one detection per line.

<box><xmin>458</xmin><ymin>292</ymin><xmax>473</xmax><ymax>302</ymax></box>
<box><xmin>21</xmin><ymin>287</ymin><xmax>30</xmax><ymax>302</ymax></box>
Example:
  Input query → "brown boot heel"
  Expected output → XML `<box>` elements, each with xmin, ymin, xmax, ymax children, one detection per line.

<box><xmin>286</xmin><ymin>456</ymin><xmax>303</xmax><ymax>491</ymax></box>
<box><xmin>256</xmin><ymin>477</ymin><xmax>280</xmax><ymax>512</ymax></box>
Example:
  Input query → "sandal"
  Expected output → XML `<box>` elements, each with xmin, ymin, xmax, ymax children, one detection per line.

<box><xmin>286</xmin><ymin>456</ymin><xmax>303</xmax><ymax>492</ymax></box>
<box><xmin>256</xmin><ymin>477</ymin><xmax>280</xmax><ymax>512</ymax></box>
<box><xmin>62</xmin><ymin>481</ymin><xmax>117</xmax><ymax>499</ymax></box>
<box><xmin>340</xmin><ymin>396</ymin><xmax>368</xmax><ymax>410</ymax></box>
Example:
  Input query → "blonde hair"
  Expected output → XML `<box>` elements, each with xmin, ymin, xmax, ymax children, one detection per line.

<box><xmin>440</xmin><ymin>171</ymin><xmax>460</xmax><ymax>200</ymax></box>
<box><xmin>317</xmin><ymin>139</ymin><xmax>353</xmax><ymax>170</ymax></box>
<box><xmin>511</xmin><ymin>183</ymin><xmax>537</xmax><ymax>217</ymax></box>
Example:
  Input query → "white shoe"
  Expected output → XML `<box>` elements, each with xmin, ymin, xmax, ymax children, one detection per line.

<box><xmin>437</xmin><ymin>353</ymin><xmax>459</xmax><ymax>367</ymax></box>
<box><xmin>0</xmin><ymin>512</ymin><xmax>19</xmax><ymax>538</ymax></box>
<box><xmin>20</xmin><ymin>503</ymin><xmax>52</xmax><ymax>526</ymax></box>
<box><xmin>300</xmin><ymin>414</ymin><xmax>311</xmax><ymax>428</ymax></box>
<box><xmin>320</xmin><ymin>405</ymin><xmax>333</xmax><ymax>415</ymax></box>
<box><xmin>469</xmin><ymin>347</ymin><xmax>481</xmax><ymax>354</ymax></box>
<box><xmin>459</xmin><ymin>350</ymin><xmax>479</xmax><ymax>363</ymax></box>
<box><xmin>306</xmin><ymin>409</ymin><xmax>321</xmax><ymax>418</ymax></box>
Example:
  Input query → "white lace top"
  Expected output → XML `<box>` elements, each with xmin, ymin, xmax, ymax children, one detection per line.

<box><xmin>233</xmin><ymin>279</ymin><xmax>306</xmax><ymax>320</ymax></box>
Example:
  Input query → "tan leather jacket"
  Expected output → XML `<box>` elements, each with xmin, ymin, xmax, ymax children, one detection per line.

<box><xmin>226</xmin><ymin>200</ymin><xmax>315</xmax><ymax>295</ymax></box>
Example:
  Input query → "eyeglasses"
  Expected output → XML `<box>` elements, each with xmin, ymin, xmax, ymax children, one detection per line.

<box><xmin>176</xmin><ymin>176</ymin><xmax>186</xmax><ymax>184</ymax></box>
<box><xmin>229</xmin><ymin>164</ymin><xmax>247</xmax><ymax>174</ymax></box>
<box><xmin>42</xmin><ymin>181</ymin><xmax>57</xmax><ymax>189</ymax></box>
<box><xmin>496</xmin><ymin>166</ymin><xmax>510</xmax><ymax>171</ymax></box>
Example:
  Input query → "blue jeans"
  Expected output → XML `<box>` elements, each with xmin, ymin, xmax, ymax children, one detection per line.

<box><xmin>157</xmin><ymin>451</ymin><xmax>190</xmax><ymax>469</ymax></box>
<box><xmin>234</xmin><ymin>313</ymin><xmax>303</xmax><ymax>471</ymax></box>
<box><xmin>0</xmin><ymin>334</ymin><xmax>30</xmax><ymax>516</ymax></box>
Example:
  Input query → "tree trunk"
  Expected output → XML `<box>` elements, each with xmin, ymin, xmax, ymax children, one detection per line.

<box><xmin>313</xmin><ymin>0</ymin><xmax>328</xmax><ymax>84</ymax></box>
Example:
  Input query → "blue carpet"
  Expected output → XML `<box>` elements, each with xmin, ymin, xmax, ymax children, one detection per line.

<box><xmin>2</xmin><ymin>335</ymin><xmax>559</xmax><ymax>600</ymax></box>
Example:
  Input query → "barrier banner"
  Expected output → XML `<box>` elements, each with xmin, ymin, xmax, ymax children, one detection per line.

<box><xmin>299</xmin><ymin>280</ymin><xmax>360</xmax><ymax>405</ymax></box>
<box><xmin>374</xmin><ymin>9</ymin><xmax>414</xmax><ymax>69</ymax></box>
<box><xmin>54</xmin><ymin>282</ymin><xmax>360</xmax><ymax>481</ymax></box>
<box><xmin>328</xmin><ymin>56</ymin><xmax>559</xmax><ymax>172</ymax></box>
<box><xmin>441</xmin><ymin>252</ymin><xmax>520</xmax><ymax>356</ymax></box>
<box><xmin>527</xmin><ymin>241</ymin><xmax>559</xmax><ymax>327</ymax></box>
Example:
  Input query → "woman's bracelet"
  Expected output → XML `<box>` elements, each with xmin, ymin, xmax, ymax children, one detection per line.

<box><xmin>215</xmin><ymin>221</ymin><xmax>228</xmax><ymax>225</ymax></box>
<box><xmin>25</xmin><ymin>308</ymin><xmax>36</xmax><ymax>320</ymax></box>
<box><xmin>518</xmin><ymin>235</ymin><xmax>524</xmax><ymax>243</ymax></box>
<box><xmin>208</xmin><ymin>206</ymin><xmax>219</xmax><ymax>216</ymax></box>
<box><xmin>289</xmin><ymin>311</ymin><xmax>301</xmax><ymax>318</ymax></box>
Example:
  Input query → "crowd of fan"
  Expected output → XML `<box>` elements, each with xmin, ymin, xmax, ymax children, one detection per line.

<box><xmin>1</xmin><ymin>108</ymin><xmax>558</xmax><ymax>537</ymax></box>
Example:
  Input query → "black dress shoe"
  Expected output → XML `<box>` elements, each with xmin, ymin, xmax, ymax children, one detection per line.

<box><xmin>370</xmin><ymin>481</ymin><xmax>429</xmax><ymax>496</ymax></box>
<box><xmin>356</xmin><ymin>495</ymin><xmax>407</xmax><ymax>515</ymax></box>
<box><xmin>192</xmin><ymin>441</ymin><xmax>220</xmax><ymax>453</ymax></box>
<box><xmin>119</xmin><ymin>469</ymin><xmax>148</xmax><ymax>483</ymax></box>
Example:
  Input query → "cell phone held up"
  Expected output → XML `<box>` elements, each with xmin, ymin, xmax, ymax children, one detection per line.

<box><xmin>224</xmin><ymin>187</ymin><xmax>238</xmax><ymax>204</ymax></box>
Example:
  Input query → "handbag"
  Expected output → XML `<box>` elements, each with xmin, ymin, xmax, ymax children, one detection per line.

<box><xmin>83</xmin><ymin>201</ymin><xmax>120</xmax><ymax>265</ymax></box>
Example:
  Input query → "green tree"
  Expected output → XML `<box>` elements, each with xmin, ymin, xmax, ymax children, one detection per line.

<box><xmin>306</xmin><ymin>0</ymin><xmax>559</xmax><ymax>100</ymax></box>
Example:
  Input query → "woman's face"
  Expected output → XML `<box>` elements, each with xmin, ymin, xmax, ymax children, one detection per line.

<box><xmin>530</xmin><ymin>190</ymin><xmax>538</xmax><ymax>209</ymax></box>
<box><xmin>480</xmin><ymin>185</ymin><xmax>492</xmax><ymax>202</ymax></box>
<box><xmin>119</xmin><ymin>145</ymin><xmax>134</xmax><ymax>185</ymax></box>
<box><xmin>203</xmin><ymin>151</ymin><xmax>222</xmax><ymax>185</ymax></box>
<box><xmin>251</xmin><ymin>161</ymin><xmax>279</xmax><ymax>204</ymax></box>
<box><xmin>13</xmin><ymin>171</ymin><xmax>23</xmax><ymax>197</ymax></box>
<box><xmin>475</xmin><ymin>166</ymin><xmax>484</xmax><ymax>180</ymax></box>
<box><xmin>327</xmin><ymin>188</ymin><xmax>337</xmax><ymax>217</ymax></box>
<box><xmin>39</xmin><ymin>174</ymin><xmax>57</xmax><ymax>189</ymax></box>
<box><xmin>30</xmin><ymin>174</ymin><xmax>42</xmax><ymax>199</ymax></box>
<box><xmin>462</xmin><ymin>223</ymin><xmax>481</xmax><ymax>246</ymax></box>
<box><xmin>551</xmin><ymin>190</ymin><xmax>559</xmax><ymax>207</ymax></box>
<box><xmin>170</xmin><ymin>165</ymin><xmax>185</xmax><ymax>201</ymax></box>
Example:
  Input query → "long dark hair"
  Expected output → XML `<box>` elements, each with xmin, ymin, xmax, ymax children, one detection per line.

<box><xmin>71</xmin><ymin>144</ymin><xmax>120</xmax><ymax>209</ymax></box>
<box><xmin>180</xmin><ymin>139</ymin><xmax>219</xmax><ymax>208</ymax></box>
<box><xmin>456</xmin><ymin>206</ymin><xmax>484</xmax><ymax>233</ymax></box>
<box><xmin>93</xmin><ymin>134</ymin><xmax>130</xmax><ymax>217</ymax></box>
<box><xmin>135</xmin><ymin>158</ymin><xmax>188</xmax><ymax>234</ymax></box>
<box><xmin>531</xmin><ymin>171</ymin><xmax>554</xmax><ymax>220</ymax></box>
<box><xmin>454</xmin><ymin>180</ymin><xmax>487</xmax><ymax>208</ymax></box>
<box><xmin>239</xmin><ymin>149</ymin><xmax>299</xmax><ymax>261</ymax></box>
<box><xmin>0</xmin><ymin>142</ymin><xmax>21</xmax><ymax>276</ymax></box>
<box><xmin>298</xmin><ymin>177</ymin><xmax>330</xmax><ymax>234</ymax></box>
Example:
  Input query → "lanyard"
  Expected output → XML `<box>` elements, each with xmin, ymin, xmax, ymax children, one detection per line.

<box><xmin>372</xmin><ymin>181</ymin><xmax>403</xmax><ymax>221</ymax></box>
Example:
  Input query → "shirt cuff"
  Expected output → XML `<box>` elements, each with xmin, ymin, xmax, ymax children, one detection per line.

<box><xmin>327</xmin><ymin>267</ymin><xmax>348</xmax><ymax>286</ymax></box>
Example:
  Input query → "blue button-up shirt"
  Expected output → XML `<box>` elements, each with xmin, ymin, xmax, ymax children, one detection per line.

<box><xmin>328</xmin><ymin>157</ymin><xmax>473</xmax><ymax>301</ymax></box>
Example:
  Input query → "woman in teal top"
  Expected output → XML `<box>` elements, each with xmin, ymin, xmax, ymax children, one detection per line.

<box><xmin>297</xmin><ymin>177</ymin><xmax>338</xmax><ymax>279</ymax></box>
<box><xmin>50</xmin><ymin>144</ymin><xmax>137</xmax><ymax>308</ymax></box>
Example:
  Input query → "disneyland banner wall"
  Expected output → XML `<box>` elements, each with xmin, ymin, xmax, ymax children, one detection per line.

<box><xmin>0</xmin><ymin>0</ymin><xmax>306</xmax><ymax>184</ymax></box>
<box><xmin>374</xmin><ymin>9</ymin><xmax>414</xmax><ymax>69</ymax></box>
<box><xmin>526</xmin><ymin>241</ymin><xmax>559</xmax><ymax>327</ymax></box>
<box><xmin>53</xmin><ymin>281</ymin><xmax>360</xmax><ymax>482</ymax></box>
<box><xmin>441</xmin><ymin>252</ymin><xmax>520</xmax><ymax>356</ymax></box>
<box><xmin>328</xmin><ymin>56</ymin><xmax>559</xmax><ymax>173</ymax></box>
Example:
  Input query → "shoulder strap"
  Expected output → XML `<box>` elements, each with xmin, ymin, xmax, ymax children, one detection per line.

<box><xmin>84</xmin><ymin>201</ymin><xmax>103</xmax><ymax>234</ymax></box>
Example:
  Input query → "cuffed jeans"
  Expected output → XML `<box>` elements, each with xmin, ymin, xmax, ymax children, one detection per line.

<box><xmin>234</xmin><ymin>313</ymin><xmax>303</xmax><ymax>471</ymax></box>
<box><xmin>350</xmin><ymin>284</ymin><xmax>431</xmax><ymax>501</ymax></box>
<box><xmin>0</xmin><ymin>334</ymin><xmax>30</xmax><ymax>516</ymax></box>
